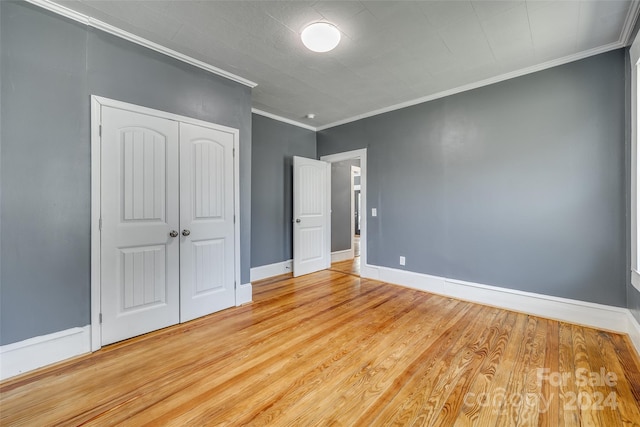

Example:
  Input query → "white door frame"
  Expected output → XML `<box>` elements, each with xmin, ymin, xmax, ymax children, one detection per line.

<box><xmin>90</xmin><ymin>95</ymin><xmax>241</xmax><ymax>351</ymax></box>
<box><xmin>351</xmin><ymin>165</ymin><xmax>361</xmax><ymax>259</ymax></box>
<box><xmin>320</xmin><ymin>149</ymin><xmax>371</xmax><ymax>277</ymax></box>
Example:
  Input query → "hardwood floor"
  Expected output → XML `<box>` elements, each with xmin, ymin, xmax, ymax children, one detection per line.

<box><xmin>2</xmin><ymin>270</ymin><xmax>640</xmax><ymax>426</ymax></box>
<box><xmin>330</xmin><ymin>257</ymin><xmax>360</xmax><ymax>276</ymax></box>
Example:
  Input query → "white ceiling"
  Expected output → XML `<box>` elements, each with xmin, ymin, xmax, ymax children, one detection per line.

<box><xmin>51</xmin><ymin>0</ymin><xmax>638</xmax><ymax>129</ymax></box>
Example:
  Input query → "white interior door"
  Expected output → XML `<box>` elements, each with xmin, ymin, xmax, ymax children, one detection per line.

<box><xmin>293</xmin><ymin>156</ymin><xmax>331</xmax><ymax>277</ymax></box>
<box><xmin>179</xmin><ymin>122</ymin><xmax>236</xmax><ymax>322</ymax></box>
<box><xmin>101</xmin><ymin>106</ymin><xmax>180</xmax><ymax>345</ymax></box>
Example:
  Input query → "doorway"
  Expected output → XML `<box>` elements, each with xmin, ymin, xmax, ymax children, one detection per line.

<box><xmin>320</xmin><ymin>149</ymin><xmax>367</xmax><ymax>277</ymax></box>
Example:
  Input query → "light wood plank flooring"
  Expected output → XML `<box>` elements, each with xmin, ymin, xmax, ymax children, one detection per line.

<box><xmin>2</xmin><ymin>269</ymin><xmax>640</xmax><ymax>426</ymax></box>
<box><xmin>330</xmin><ymin>257</ymin><xmax>360</xmax><ymax>276</ymax></box>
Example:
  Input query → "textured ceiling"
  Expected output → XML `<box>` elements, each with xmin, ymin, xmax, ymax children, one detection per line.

<box><xmin>53</xmin><ymin>0</ymin><xmax>638</xmax><ymax>129</ymax></box>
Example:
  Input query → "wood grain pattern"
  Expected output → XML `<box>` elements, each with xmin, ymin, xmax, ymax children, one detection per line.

<box><xmin>1</xmin><ymin>269</ymin><xmax>639</xmax><ymax>426</ymax></box>
<box><xmin>329</xmin><ymin>257</ymin><xmax>360</xmax><ymax>276</ymax></box>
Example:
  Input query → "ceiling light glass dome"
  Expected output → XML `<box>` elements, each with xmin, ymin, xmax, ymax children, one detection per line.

<box><xmin>301</xmin><ymin>22</ymin><xmax>341</xmax><ymax>53</ymax></box>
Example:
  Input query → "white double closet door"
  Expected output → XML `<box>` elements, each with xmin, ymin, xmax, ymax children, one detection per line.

<box><xmin>100</xmin><ymin>106</ymin><xmax>236</xmax><ymax>345</ymax></box>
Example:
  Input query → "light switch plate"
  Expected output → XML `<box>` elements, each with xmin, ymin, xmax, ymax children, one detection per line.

<box><xmin>372</xmin><ymin>208</ymin><xmax>377</xmax><ymax>217</ymax></box>
<box><xmin>399</xmin><ymin>256</ymin><xmax>406</xmax><ymax>266</ymax></box>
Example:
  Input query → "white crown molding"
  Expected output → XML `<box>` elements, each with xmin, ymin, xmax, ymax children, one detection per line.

<box><xmin>24</xmin><ymin>0</ymin><xmax>257</xmax><ymax>88</ymax></box>
<box><xmin>317</xmin><ymin>41</ymin><xmax>625</xmax><ymax>131</ymax></box>
<box><xmin>25</xmin><ymin>0</ymin><xmax>638</xmax><ymax>129</ymax></box>
<box><xmin>26</xmin><ymin>0</ymin><xmax>89</xmax><ymax>24</ymax></box>
<box><xmin>622</xmin><ymin>0</ymin><xmax>640</xmax><ymax>46</ymax></box>
<box><xmin>252</xmin><ymin>108</ymin><xmax>317</xmax><ymax>132</ymax></box>
<box><xmin>318</xmin><ymin>0</ymin><xmax>639</xmax><ymax>131</ymax></box>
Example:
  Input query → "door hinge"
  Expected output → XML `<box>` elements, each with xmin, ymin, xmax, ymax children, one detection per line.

<box><xmin>99</xmin><ymin>313</ymin><xmax>103</xmax><ymax>324</ymax></box>
<box><xmin>99</xmin><ymin>218</ymin><xmax>102</xmax><ymax>231</ymax></box>
<box><xmin>233</xmin><ymin>215</ymin><xmax>236</xmax><ymax>224</ymax></box>
<box><xmin>233</xmin><ymin>148</ymin><xmax>236</xmax><ymax>157</ymax></box>
<box><xmin>99</xmin><ymin>124</ymin><xmax>102</xmax><ymax>137</ymax></box>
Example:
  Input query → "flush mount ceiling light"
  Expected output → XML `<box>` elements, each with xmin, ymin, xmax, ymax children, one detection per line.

<box><xmin>301</xmin><ymin>22</ymin><xmax>341</xmax><ymax>53</ymax></box>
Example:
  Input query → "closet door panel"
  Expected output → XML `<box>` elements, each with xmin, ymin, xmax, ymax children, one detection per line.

<box><xmin>179</xmin><ymin>122</ymin><xmax>236</xmax><ymax>322</ymax></box>
<box><xmin>100</xmin><ymin>106</ymin><xmax>180</xmax><ymax>345</ymax></box>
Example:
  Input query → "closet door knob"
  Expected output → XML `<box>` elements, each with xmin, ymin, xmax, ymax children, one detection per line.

<box><xmin>182</xmin><ymin>229</ymin><xmax>191</xmax><ymax>237</ymax></box>
<box><xmin>169</xmin><ymin>230</ymin><xmax>178</xmax><ymax>238</ymax></box>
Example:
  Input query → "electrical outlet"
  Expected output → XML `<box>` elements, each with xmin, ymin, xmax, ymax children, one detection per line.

<box><xmin>399</xmin><ymin>256</ymin><xmax>406</xmax><ymax>266</ymax></box>
<box><xmin>372</xmin><ymin>208</ymin><xmax>377</xmax><ymax>217</ymax></box>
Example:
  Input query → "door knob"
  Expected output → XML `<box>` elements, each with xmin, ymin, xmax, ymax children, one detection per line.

<box><xmin>169</xmin><ymin>230</ymin><xmax>178</xmax><ymax>238</ymax></box>
<box><xmin>296</xmin><ymin>218</ymin><xmax>301</xmax><ymax>223</ymax></box>
<box><xmin>182</xmin><ymin>229</ymin><xmax>191</xmax><ymax>236</ymax></box>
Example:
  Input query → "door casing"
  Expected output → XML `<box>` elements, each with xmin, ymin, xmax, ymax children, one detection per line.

<box><xmin>90</xmin><ymin>95</ymin><xmax>241</xmax><ymax>351</ymax></box>
<box><xmin>350</xmin><ymin>165</ymin><xmax>361</xmax><ymax>259</ymax></box>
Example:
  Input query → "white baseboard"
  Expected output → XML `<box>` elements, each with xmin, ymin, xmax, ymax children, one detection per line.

<box><xmin>0</xmin><ymin>325</ymin><xmax>91</xmax><ymax>381</ymax></box>
<box><xmin>236</xmin><ymin>282</ymin><xmax>253</xmax><ymax>306</ymax></box>
<box><xmin>361</xmin><ymin>263</ymin><xmax>380</xmax><ymax>280</ymax></box>
<box><xmin>1</xmin><ymin>282</ymin><xmax>254</xmax><ymax>381</ymax></box>
<box><xmin>4</xmin><ymin>272</ymin><xmax>639</xmax><ymax>381</ymax></box>
<box><xmin>250</xmin><ymin>259</ymin><xmax>292</xmax><ymax>282</ymax></box>
<box><xmin>367</xmin><ymin>264</ymin><xmax>640</xmax><ymax>355</ymax></box>
<box><xmin>445</xmin><ymin>277</ymin><xmax>630</xmax><ymax>333</ymax></box>
<box><xmin>628</xmin><ymin>312</ymin><xmax>640</xmax><ymax>357</ymax></box>
<box><xmin>331</xmin><ymin>249</ymin><xmax>354</xmax><ymax>263</ymax></box>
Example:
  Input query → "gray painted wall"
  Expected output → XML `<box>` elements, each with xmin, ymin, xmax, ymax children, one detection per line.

<box><xmin>0</xmin><ymin>1</ymin><xmax>252</xmax><ymax>345</ymax></box>
<box><xmin>318</xmin><ymin>50</ymin><xmax>626</xmax><ymax>307</ymax></box>
<box><xmin>331</xmin><ymin>159</ymin><xmax>360</xmax><ymax>252</ymax></box>
<box><xmin>1</xmin><ymin>1</ymin><xmax>90</xmax><ymax>346</ymax></box>
<box><xmin>251</xmin><ymin>114</ymin><xmax>316</xmax><ymax>267</ymax></box>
